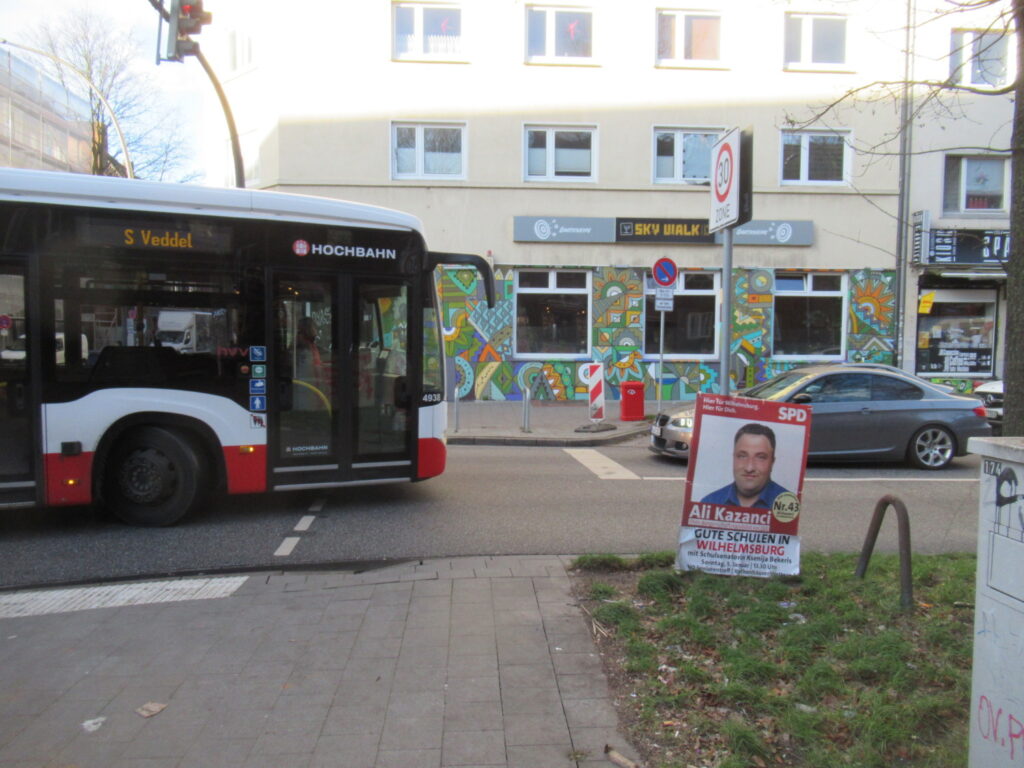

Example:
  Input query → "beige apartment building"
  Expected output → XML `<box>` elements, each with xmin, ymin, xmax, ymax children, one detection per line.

<box><xmin>199</xmin><ymin>0</ymin><xmax>1009</xmax><ymax>401</ymax></box>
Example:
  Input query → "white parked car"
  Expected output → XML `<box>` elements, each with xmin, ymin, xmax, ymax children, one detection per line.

<box><xmin>973</xmin><ymin>380</ymin><xmax>1003</xmax><ymax>434</ymax></box>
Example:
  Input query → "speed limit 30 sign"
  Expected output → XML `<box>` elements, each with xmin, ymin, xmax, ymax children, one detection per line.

<box><xmin>709</xmin><ymin>127</ymin><xmax>751</xmax><ymax>233</ymax></box>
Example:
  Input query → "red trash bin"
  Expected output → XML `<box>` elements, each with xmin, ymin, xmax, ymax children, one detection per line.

<box><xmin>620</xmin><ymin>382</ymin><xmax>645</xmax><ymax>421</ymax></box>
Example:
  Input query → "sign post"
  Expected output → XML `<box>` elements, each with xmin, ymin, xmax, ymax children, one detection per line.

<box><xmin>709</xmin><ymin>127</ymin><xmax>752</xmax><ymax>397</ymax></box>
<box><xmin>652</xmin><ymin>257</ymin><xmax>678</xmax><ymax>414</ymax></box>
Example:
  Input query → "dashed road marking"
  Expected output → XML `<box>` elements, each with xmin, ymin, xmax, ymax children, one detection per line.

<box><xmin>274</xmin><ymin>537</ymin><xmax>301</xmax><ymax>557</ymax></box>
<box><xmin>295</xmin><ymin>515</ymin><xmax>316</xmax><ymax>532</ymax></box>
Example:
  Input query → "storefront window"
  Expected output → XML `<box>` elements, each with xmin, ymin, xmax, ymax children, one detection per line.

<box><xmin>915</xmin><ymin>291</ymin><xmax>995</xmax><ymax>376</ymax></box>
<box><xmin>514</xmin><ymin>269</ymin><xmax>590</xmax><ymax>358</ymax></box>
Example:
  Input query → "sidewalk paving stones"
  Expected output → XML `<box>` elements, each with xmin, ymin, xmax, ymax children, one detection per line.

<box><xmin>0</xmin><ymin>556</ymin><xmax>642</xmax><ymax>768</ymax></box>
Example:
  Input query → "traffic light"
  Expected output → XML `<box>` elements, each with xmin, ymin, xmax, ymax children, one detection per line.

<box><xmin>165</xmin><ymin>0</ymin><xmax>213</xmax><ymax>61</ymax></box>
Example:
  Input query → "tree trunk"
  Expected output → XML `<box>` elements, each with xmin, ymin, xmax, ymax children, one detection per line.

<box><xmin>1005</xmin><ymin>0</ymin><xmax>1024</xmax><ymax>436</ymax></box>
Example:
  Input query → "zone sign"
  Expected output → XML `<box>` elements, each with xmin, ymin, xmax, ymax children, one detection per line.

<box><xmin>710</xmin><ymin>128</ymin><xmax>741</xmax><ymax>232</ymax></box>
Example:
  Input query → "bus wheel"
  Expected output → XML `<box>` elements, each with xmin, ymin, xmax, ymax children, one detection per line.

<box><xmin>104</xmin><ymin>426</ymin><xmax>205</xmax><ymax>526</ymax></box>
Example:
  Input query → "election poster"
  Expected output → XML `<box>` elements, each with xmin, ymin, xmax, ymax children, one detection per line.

<box><xmin>676</xmin><ymin>393</ymin><xmax>812</xmax><ymax>578</ymax></box>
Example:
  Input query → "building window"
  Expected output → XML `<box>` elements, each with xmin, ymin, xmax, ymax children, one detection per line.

<box><xmin>645</xmin><ymin>272</ymin><xmax>718</xmax><ymax>358</ymax></box>
<box><xmin>773</xmin><ymin>272</ymin><xmax>846</xmax><ymax>358</ymax></box>
<box><xmin>525</xmin><ymin>126</ymin><xmax>596</xmax><ymax>182</ymax></box>
<box><xmin>393</xmin><ymin>3</ymin><xmax>463</xmax><ymax>60</ymax></box>
<box><xmin>781</xmin><ymin>130</ymin><xmax>848</xmax><ymax>184</ymax></box>
<box><xmin>656</xmin><ymin>10</ymin><xmax>721</xmax><ymax>66</ymax></box>
<box><xmin>943</xmin><ymin>155</ymin><xmax>1008</xmax><ymax>212</ymax></box>
<box><xmin>654</xmin><ymin>128</ymin><xmax>720</xmax><ymax>184</ymax></box>
<box><xmin>526</xmin><ymin>6</ymin><xmax>593</xmax><ymax>63</ymax></box>
<box><xmin>950</xmin><ymin>29</ymin><xmax>1008</xmax><ymax>87</ymax></box>
<box><xmin>915</xmin><ymin>290</ymin><xmax>995</xmax><ymax>376</ymax></box>
<box><xmin>392</xmin><ymin>122</ymin><xmax>465</xmax><ymax>179</ymax></box>
<box><xmin>784</xmin><ymin>13</ymin><xmax>847</xmax><ymax>69</ymax></box>
<box><xmin>515</xmin><ymin>270</ymin><xmax>591</xmax><ymax>358</ymax></box>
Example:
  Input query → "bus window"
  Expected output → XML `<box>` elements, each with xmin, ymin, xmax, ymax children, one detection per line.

<box><xmin>356</xmin><ymin>282</ymin><xmax>408</xmax><ymax>457</ymax></box>
<box><xmin>275</xmin><ymin>278</ymin><xmax>334</xmax><ymax>460</ymax></box>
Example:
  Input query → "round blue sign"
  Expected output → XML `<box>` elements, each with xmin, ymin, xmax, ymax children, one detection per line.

<box><xmin>653</xmin><ymin>257</ymin><xmax>678</xmax><ymax>287</ymax></box>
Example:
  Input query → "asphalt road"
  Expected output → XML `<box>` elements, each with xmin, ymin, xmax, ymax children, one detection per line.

<box><xmin>0</xmin><ymin>437</ymin><xmax>983</xmax><ymax>590</ymax></box>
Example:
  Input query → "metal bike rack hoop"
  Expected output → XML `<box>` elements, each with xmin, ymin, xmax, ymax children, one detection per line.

<box><xmin>854</xmin><ymin>494</ymin><xmax>914</xmax><ymax>611</ymax></box>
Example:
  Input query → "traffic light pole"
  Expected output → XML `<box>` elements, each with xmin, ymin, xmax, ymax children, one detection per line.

<box><xmin>150</xmin><ymin>0</ymin><xmax>245</xmax><ymax>188</ymax></box>
<box><xmin>195</xmin><ymin>49</ymin><xmax>245</xmax><ymax>189</ymax></box>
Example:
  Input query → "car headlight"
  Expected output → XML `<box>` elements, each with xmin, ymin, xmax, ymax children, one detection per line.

<box><xmin>670</xmin><ymin>415</ymin><xmax>694</xmax><ymax>429</ymax></box>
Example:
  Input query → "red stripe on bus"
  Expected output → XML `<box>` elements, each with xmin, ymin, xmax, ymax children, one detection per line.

<box><xmin>43</xmin><ymin>452</ymin><xmax>94</xmax><ymax>507</ymax></box>
<box><xmin>223</xmin><ymin>445</ymin><xmax>268</xmax><ymax>494</ymax></box>
<box><xmin>417</xmin><ymin>438</ymin><xmax>446</xmax><ymax>479</ymax></box>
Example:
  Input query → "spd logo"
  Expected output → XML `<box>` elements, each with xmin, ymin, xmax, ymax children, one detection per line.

<box><xmin>292</xmin><ymin>239</ymin><xmax>310</xmax><ymax>257</ymax></box>
<box><xmin>778</xmin><ymin>406</ymin><xmax>808</xmax><ymax>422</ymax></box>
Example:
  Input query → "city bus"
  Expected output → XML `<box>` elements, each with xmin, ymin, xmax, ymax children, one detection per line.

<box><xmin>0</xmin><ymin>169</ymin><xmax>493</xmax><ymax>526</ymax></box>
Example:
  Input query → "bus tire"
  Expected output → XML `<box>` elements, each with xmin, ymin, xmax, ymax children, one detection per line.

<box><xmin>104</xmin><ymin>426</ymin><xmax>206</xmax><ymax>526</ymax></box>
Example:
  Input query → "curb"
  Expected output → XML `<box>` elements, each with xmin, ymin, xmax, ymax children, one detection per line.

<box><xmin>448</xmin><ymin>423</ymin><xmax>650</xmax><ymax>447</ymax></box>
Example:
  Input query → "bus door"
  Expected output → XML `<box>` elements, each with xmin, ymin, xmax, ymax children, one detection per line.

<box><xmin>0</xmin><ymin>263</ymin><xmax>36</xmax><ymax>508</ymax></box>
<box><xmin>271</xmin><ymin>274</ymin><xmax>413</xmax><ymax>489</ymax></box>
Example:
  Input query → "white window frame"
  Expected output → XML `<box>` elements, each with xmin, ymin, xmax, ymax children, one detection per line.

<box><xmin>525</xmin><ymin>5</ymin><xmax>596</xmax><ymax>65</ymax></box>
<box><xmin>655</xmin><ymin>9</ymin><xmax>724</xmax><ymax>69</ymax></box>
<box><xmin>780</xmin><ymin>129</ymin><xmax>850</xmax><ymax>186</ymax></box>
<box><xmin>514</xmin><ymin>269</ymin><xmax>592</xmax><ymax>360</ymax></box>
<box><xmin>943</xmin><ymin>155</ymin><xmax>1010</xmax><ymax>214</ymax></box>
<box><xmin>391</xmin><ymin>121</ymin><xmax>467</xmax><ymax>180</ymax></box>
<box><xmin>783</xmin><ymin>12</ymin><xmax>849</xmax><ymax>72</ymax></box>
<box><xmin>652</xmin><ymin>127</ymin><xmax>722</xmax><ymax>185</ymax></box>
<box><xmin>392</xmin><ymin>2</ymin><xmax>465</xmax><ymax>62</ymax></box>
<box><xmin>950</xmin><ymin>28</ymin><xmax>1013</xmax><ymax>88</ymax></box>
<box><xmin>524</xmin><ymin>125</ymin><xmax>597</xmax><ymax>183</ymax></box>
<box><xmin>644</xmin><ymin>271</ymin><xmax>719</xmax><ymax>360</ymax></box>
<box><xmin>772</xmin><ymin>272</ymin><xmax>847</xmax><ymax>361</ymax></box>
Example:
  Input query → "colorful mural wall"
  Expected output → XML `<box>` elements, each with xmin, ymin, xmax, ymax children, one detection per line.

<box><xmin>437</xmin><ymin>266</ymin><xmax>899</xmax><ymax>402</ymax></box>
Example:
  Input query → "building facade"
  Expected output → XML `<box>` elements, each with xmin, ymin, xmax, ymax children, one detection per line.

<box><xmin>201</xmin><ymin>0</ymin><xmax>1008</xmax><ymax>402</ymax></box>
<box><xmin>0</xmin><ymin>49</ymin><xmax>92</xmax><ymax>174</ymax></box>
<box><xmin>900</xmin><ymin>4</ymin><xmax>1013</xmax><ymax>388</ymax></box>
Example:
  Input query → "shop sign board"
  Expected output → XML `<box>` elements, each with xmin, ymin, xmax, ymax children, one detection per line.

<box><xmin>617</xmin><ymin>218</ymin><xmax>713</xmax><ymax>244</ymax></box>
<box><xmin>677</xmin><ymin>393</ymin><xmax>811</xmax><ymax>578</ymax></box>
<box><xmin>717</xmin><ymin>220</ymin><xmax>814</xmax><ymax>246</ymax></box>
<box><xmin>928</xmin><ymin>229</ymin><xmax>1009</xmax><ymax>265</ymax></box>
<box><xmin>513</xmin><ymin>217</ymin><xmax>615</xmax><ymax>243</ymax></box>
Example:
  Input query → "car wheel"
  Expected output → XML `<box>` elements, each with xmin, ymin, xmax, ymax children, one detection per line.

<box><xmin>907</xmin><ymin>425</ymin><xmax>955</xmax><ymax>470</ymax></box>
<box><xmin>104</xmin><ymin>426</ymin><xmax>206</xmax><ymax>526</ymax></box>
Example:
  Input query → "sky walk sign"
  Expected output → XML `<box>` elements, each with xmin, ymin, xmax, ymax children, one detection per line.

<box><xmin>677</xmin><ymin>393</ymin><xmax>812</xmax><ymax>578</ymax></box>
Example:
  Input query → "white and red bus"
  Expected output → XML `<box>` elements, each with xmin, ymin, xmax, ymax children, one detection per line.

<box><xmin>0</xmin><ymin>169</ymin><xmax>493</xmax><ymax>525</ymax></box>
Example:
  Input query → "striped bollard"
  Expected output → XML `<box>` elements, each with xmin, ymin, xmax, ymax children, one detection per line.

<box><xmin>583</xmin><ymin>363</ymin><xmax>605</xmax><ymax>423</ymax></box>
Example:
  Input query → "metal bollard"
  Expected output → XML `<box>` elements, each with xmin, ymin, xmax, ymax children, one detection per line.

<box><xmin>854</xmin><ymin>494</ymin><xmax>914</xmax><ymax>611</ymax></box>
<box><xmin>452</xmin><ymin>388</ymin><xmax>460</xmax><ymax>433</ymax></box>
<box><xmin>522</xmin><ymin>385</ymin><xmax>531</xmax><ymax>433</ymax></box>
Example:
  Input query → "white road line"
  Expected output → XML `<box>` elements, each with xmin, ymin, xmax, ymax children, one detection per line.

<box><xmin>564</xmin><ymin>448</ymin><xmax>640</xmax><ymax>480</ymax></box>
<box><xmin>803</xmin><ymin>477</ymin><xmax>975</xmax><ymax>483</ymax></box>
<box><xmin>309</xmin><ymin>497</ymin><xmax>327</xmax><ymax>513</ymax></box>
<box><xmin>295</xmin><ymin>515</ymin><xmax>316</xmax><ymax>532</ymax></box>
<box><xmin>638</xmin><ymin>475</ymin><xmax>974</xmax><ymax>481</ymax></box>
<box><xmin>274</xmin><ymin>537</ymin><xmax>301</xmax><ymax>557</ymax></box>
<box><xmin>0</xmin><ymin>577</ymin><xmax>248</xmax><ymax>619</ymax></box>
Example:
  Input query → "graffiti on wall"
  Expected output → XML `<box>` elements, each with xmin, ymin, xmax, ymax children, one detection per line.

<box><xmin>438</xmin><ymin>266</ymin><xmax>898</xmax><ymax>401</ymax></box>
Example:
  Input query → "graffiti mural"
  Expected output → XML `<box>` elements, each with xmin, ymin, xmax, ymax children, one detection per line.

<box><xmin>847</xmin><ymin>270</ymin><xmax>897</xmax><ymax>364</ymax></box>
<box><xmin>437</xmin><ymin>266</ymin><xmax>899</xmax><ymax>401</ymax></box>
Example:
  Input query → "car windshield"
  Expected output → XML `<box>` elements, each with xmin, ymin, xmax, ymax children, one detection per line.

<box><xmin>155</xmin><ymin>330</ymin><xmax>185</xmax><ymax>344</ymax></box>
<box><xmin>740</xmin><ymin>370</ymin><xmax>813</xmax><ymax>400</ymax></box>
<box><xmin>7</xmin><ymin>335</ymin><xmax>26</xmax><ymax>351</ymax></box>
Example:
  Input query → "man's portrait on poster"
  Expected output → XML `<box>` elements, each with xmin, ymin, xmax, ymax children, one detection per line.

<box><xmin>695</xmin><ymin>420</ymin><xmax>800</xmax><ymax>511</ymax></box>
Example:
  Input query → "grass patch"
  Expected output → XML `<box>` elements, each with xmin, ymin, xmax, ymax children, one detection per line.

<box><xmin>571</xmin><ymin>551</ymin><xmax>975</xmax><ymax>767</ymax></box>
